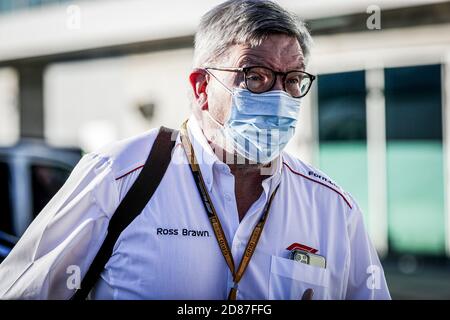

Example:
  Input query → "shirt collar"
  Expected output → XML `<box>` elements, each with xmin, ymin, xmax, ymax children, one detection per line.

<box><xmin>186</xmin><ymin>115</ymin><xmax>220</xmax><ymax>192</ymax></box>
<box><xmin>186</xmin><ymin>115</ymin><xmax>283</xmax><ymax>193</ymax></box>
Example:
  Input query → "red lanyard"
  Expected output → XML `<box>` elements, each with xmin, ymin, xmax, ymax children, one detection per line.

<box><xmin>180</xmin><ymin>121</ymin><xmax>279</xmax><ymax>300</ymax></box>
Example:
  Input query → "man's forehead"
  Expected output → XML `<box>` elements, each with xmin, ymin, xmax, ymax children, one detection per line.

<box><xmin>227</xmin><ymin>36</ymin><xmax>305</xmax><ymax>69</ymax></box>
<box><xmin>234</xmin><ymin>50</ymin><xmax>305</xmax><ymax>70</ymax></box>
<box><xmin>240</xmin><ymin>53</ymin><xmax>304</xmax><ymax>65</ymax></box>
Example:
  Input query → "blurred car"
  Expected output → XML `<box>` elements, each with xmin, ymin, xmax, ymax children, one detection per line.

<box><xmin>0</xmin><ymin>139</ymin><xmax>82</xmax><ymax>262</ymax></box>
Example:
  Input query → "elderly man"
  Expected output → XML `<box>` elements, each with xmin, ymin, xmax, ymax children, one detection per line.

<box><xmin>0</xmin><ymin>0</ymin><xmax>390</xmax><ymax>300</ymax></box>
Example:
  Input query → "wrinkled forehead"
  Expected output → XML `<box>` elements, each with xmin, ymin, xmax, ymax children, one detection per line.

<box><xmin>226</xmin><ymin>34</ymin><xmax>305</xmax><ymax>70</ymax></box>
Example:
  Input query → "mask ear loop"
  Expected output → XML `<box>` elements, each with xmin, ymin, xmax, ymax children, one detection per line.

<box><xmin>203</xmin><ymin>68</ymin><xmax>235</xmax><ymax>128</ymax></box>
<box><xmin>206</xmin><ymin>109</ymin><xmax>225</xmax><ymax>128</ymax></box>
<box><xmin>204</xmin><ymin>68</ymin><xmax>234</xmax><ymax>95</ymax></box>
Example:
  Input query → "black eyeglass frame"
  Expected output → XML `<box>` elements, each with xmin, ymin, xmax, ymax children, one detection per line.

<box><xmin>204</xmin><ymin>66</ymin><xmax>316</xmax><ymax>98</ymax></box>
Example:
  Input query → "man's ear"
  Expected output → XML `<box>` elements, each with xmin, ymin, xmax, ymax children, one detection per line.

<box><xmin>189</xmin><ymin>68</ymin><xmax>209</xmax><ymax>110</ymax></box>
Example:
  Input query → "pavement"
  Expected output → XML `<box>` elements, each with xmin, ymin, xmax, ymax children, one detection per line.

<box><xmin>382</xmin><ymin>257</ymin><xmax>450</xmax><ymax>300</ymax></box>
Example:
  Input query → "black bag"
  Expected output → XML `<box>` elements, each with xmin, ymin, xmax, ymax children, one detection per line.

<box><xmin>71</xmin><ymin>126</ymin><xmax>178</xmax><ymax>300</ymax></box>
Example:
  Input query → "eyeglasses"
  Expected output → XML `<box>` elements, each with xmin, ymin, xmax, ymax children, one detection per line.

<box><xmin>204</xmin><ymin>66</ymin><xmax>316</xmax><ymax>98</ymax></box>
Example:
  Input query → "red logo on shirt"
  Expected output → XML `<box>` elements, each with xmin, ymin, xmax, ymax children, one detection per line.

<box><xmin>286</xmin><ymin>243</ymin><xmax>318</xmax><ymax>254</ymax></box>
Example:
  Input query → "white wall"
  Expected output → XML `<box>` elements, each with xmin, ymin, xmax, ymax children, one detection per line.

<box><xmin>0</xmin><ymin>68</ymin><xmax>19</xmax><ymax>146</ymax></box>
<box><xmin>0</xmin><ymin>0</ymin><xmax>445</xmax><ymax>62</ymax></box>
<box><xmin>45</xmin><ymin>48</ymin><xmax>193</xmax><ymax>152</ymax></box>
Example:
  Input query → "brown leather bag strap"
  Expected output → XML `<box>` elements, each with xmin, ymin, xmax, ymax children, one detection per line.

<box><xmin>71</xmin><ymin>126</ymin><xmax>178</xmax><ymax>300</ymax></box>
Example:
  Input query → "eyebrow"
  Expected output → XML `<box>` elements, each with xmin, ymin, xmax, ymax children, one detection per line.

<box><xmin>238</xmin><ymin>56</ymin><xmax>305</xmax><ymax>71</ymax></box>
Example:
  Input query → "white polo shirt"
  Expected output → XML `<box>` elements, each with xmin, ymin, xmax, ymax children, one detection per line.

<box><xmin>0</xmin><ymin>115</ymin><xmax>390</xmax><ymax>300</ymax></box>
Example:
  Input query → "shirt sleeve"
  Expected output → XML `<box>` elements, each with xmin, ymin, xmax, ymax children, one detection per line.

<box><xmin>344</xmin><ymin>198</ymin><xmax>391</xmax><ymax>300</ymax></box>
<box><xmin>0</xmin><ymin>152</ymin><xmax>120</xmax><ymax>300</ymax></box>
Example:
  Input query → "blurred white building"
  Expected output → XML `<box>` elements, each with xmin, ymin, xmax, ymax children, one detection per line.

<box><xmin>1</xmin><ymin>0</ymin><xmax>450</xmax><ymax>259</ymax></box>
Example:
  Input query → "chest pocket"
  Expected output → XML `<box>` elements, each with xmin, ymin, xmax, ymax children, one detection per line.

<box><xmin>269</xmin><ymin>255</ymin><xmax>330</xmax><ymax>300</ymax></box>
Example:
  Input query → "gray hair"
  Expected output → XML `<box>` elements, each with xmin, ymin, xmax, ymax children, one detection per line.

<box><xmin>193</xmin><ymin>0</ymin><xmax>312</xmax><ymax>67</ymax></box>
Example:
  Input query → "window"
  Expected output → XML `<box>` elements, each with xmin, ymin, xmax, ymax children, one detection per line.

<box><xmin>385</xmin><ymin>64</ymin><xmax>445</xmax><ymax>255</ymax></box>
<box><xmin>0</xmin><ymin>161</ymin><xmax>13</xmax><ymax>235</ymax></box>
<box><xmin>317</xmin><ymin>71</ymin><xmax>369</xmax><ymax>221</ymax></box>
<box><xmin>30</xmin><ymin>163</ymin><xmax>71</xmax><ymax>218</ymax></box>
<box><xmin>0</xmin><ymin>0</ymin><xmax>73</xmax><ymax>14</ymax></box>
<box><xmin>318</xmin><ymin>71</ymin><xmax>367</xmax><ymax>141</ymax></box>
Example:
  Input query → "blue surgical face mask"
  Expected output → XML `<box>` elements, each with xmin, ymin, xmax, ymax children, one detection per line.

<box><xmin>207</xmin><ymin>87</ymin><xmax>301</xmax><ymax>164</ymax></box>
